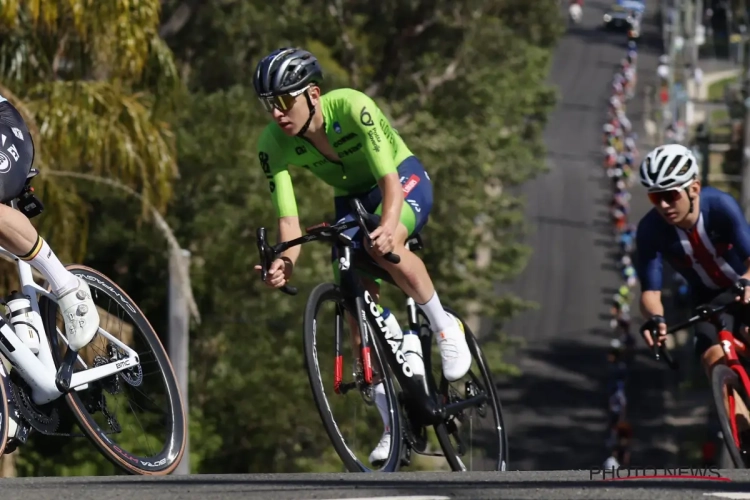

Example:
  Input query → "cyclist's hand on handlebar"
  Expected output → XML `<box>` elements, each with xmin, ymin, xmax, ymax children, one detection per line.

<box><xmin>735</xmin><ymin>278</ymin><xmax>750</xmax><ymax>304</ymax></box>
<box><xmin>369</xmin><ymin>220</ymin><xmax>398</xmax><ymax>257</ymax></box>
<box><xmin>254</xmin><ymin>258</ymin><xmax>293</xmax><ymax>288</ymax></box>
<box><xmin>641</xmin><ymin>315</ymin><xmax>667</xmax><ymax>348</ymax></box>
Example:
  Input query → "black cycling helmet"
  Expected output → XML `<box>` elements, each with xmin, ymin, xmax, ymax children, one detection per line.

<box><xmin>253</xmin><ymin>47</ymin><xmax>323</xmax><ymax>97</ymax></box>
<box><xmin>253</xmin><ymin>48</ymin><xmax>323</xmax><ymax>136</ymax></box>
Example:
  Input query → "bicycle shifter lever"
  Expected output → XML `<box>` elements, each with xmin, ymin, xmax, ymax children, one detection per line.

<box><xmin>256</xmin><ymin>227</ymin><xmax>299</xmax><ymax>296</ymax></box>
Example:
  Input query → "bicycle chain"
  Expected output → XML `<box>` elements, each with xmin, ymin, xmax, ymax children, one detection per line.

<box><xmin>8</xmin><ymin>371</ymin><xmax>60</xmax><ymax>435</ymax></box>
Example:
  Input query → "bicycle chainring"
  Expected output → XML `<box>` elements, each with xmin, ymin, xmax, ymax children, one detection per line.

<box><xmin>9</xmin><ymin>371</ymin><xmax>60</xmax><ymax>435</ymax></box>
<box><xmin>399</xmin><ymin>392</ymin><xmax>428</xmax><ymax>453</ymax></box>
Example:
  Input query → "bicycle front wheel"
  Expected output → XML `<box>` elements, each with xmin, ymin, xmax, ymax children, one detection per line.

<box><xmin>303</xmin><ymin>282</ymin><xmax>403</xmax><ymax>472</ymax></box>
<box><xmin>420</xmin><ymin>306</ymin><xmax>508</xmax><ymax>471</ymax></box>
<box><xmin>40</xmin><ymin>265</ymin><xmax>187</xmax><ymax>475</ymax></box>
<box><xmin>712</xmin><ymin>364</ymin><xmax>749</xmax><ymax>468</ymax></box>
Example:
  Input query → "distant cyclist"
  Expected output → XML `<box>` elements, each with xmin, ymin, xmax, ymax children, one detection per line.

<box><xmin>251</xmin><ymin>47</ymin><xmax>472</xmax><ymax>464</ymax></box>
<box><xmin>635</xmin><ymin>144</ymin><xmax>750</xmax><ymax>434</ymax></box>
<box><xmin>569</xmin><ymin>0</ymin><xmax>583</xmax><ymax>23</ymax></box>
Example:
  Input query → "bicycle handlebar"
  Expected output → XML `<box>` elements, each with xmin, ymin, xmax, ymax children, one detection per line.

<box><xmin>255</xmin><ymin>199</ymin><xmax>401</xmax><ymax>295</ymax></box>
<box><xmin>256</xmin><ymin>227</ymin><xmax>298</xmax><ymax>296</ymax></box>
<box><xmin>645</xmin><ymin>282</ymin><xmax>746</xmax><ymax>370</ymax></box>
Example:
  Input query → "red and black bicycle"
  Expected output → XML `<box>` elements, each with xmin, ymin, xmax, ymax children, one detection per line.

<box><xmin>649</xmin><ymin>283</ymin><xmax>750</xmax><ymax>468</ymax></box>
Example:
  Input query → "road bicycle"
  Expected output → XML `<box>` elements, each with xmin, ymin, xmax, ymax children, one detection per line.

<box><xmin>647</xmin><ymin>283</ymin><xmax>750</xmax><ymax>468</ymax></box>
<box><xmin>256</xmin><ymin>198</ymin><xmax>508</xmax><ymax>472</ymax></box>
<box><xmin>0</xmin><ymin>169</ymin><xmax>186</xmax><ymax>475</ymax></box>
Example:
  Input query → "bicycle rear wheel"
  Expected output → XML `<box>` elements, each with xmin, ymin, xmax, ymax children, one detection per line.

<box><xmin>40</xmin><ymin>265</ymin><xmax>186</xmax><ymax>475</ymax></box>
<box><xmin>712</xmin><ymin>364</ymin><xmax>749</xmax><ymax>468</ymax></box>
<box><xmin>420</xmin><ymin>306</ymin><xmax>508</xmax><ymax>471</ymax></box>
<box><xmin>303</xmin><ymin>282</ymin><xmax>403</xmax><ymax>472</ymax></box>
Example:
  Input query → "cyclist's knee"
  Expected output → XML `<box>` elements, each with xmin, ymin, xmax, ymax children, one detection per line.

<box><xmin>701</xmin><ymin>344</ymin><xmax>724</xmax><ymax>376</ymax></box>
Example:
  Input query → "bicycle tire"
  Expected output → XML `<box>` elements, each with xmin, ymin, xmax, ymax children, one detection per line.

<box><xmin>421</xmin><ymin>306</ymin><xmax>508</xmax><ymax>472</ymax></box>
<box><xmin>303</xmin><ymin>282</ymin><xmax>402</xmax><ymax>472</ymax></box>
<box><xmin>39</xmin><ymin>265</ymin><xmax>186</xmax><ymax>475</ymax></box>
<box><xmin>712</xmin><ymin>363</ymin><xmax>749</xmax><ymax>468</ymax></box>
<box><xmin>0</xmin><ymin>369</ymin><xmax>11</xmax><ymax>457</ymax></box>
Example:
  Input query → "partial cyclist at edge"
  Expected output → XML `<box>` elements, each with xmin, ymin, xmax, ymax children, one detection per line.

<box><xmin>635</xmin><ymin>144</ymin><xmax>750</xmax><ymax>438</ymax></box>
<box><xmin>251</xmin><ymin>47</ymin><xmax>472</xmax><ymax>464</ymax></box>
<box><xmin>0</xmin><ymin>94</ymin><xmax>99</xmax><ymax>353</ymax></box>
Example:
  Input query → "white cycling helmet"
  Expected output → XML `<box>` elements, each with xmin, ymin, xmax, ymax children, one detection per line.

<box><xmin>639</xmin><ymin>144</ymin><xmax>698</xmax><ymax>192</ymax></box>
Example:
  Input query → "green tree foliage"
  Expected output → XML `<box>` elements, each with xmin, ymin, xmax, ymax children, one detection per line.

<box><xmin>0</xmin><ymin>0</ymin><xmax>181</xmax><ymax>261</ymax></box>
<box><xmin>13</xmin><ymin>0</ymin><xmax>562</xmax><ymax>474</ymax></box>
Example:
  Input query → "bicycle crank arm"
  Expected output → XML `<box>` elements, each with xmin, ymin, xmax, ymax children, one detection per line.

<box><xmin>337</xmin><ymin>381</ymin><xmax>357</xmax><ymax>395</ymax></box>
<box><xmin>441</xmin><ymin>393</ymin><xmax>489</xmax><ymax>419</ymax></box>
<box><xmin>55</xmin><ymin>348</ymin><xmax>77</xmax><ymax>393</ymax></box>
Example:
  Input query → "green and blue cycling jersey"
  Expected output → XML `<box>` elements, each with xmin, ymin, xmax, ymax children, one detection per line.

<box><xmin>256</xmin><ymin>88</ymin><xmax>433</xmax><ymax>239</ymax></box>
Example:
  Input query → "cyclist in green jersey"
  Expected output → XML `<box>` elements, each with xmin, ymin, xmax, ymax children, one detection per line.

<box><xmin>252</xmin><ymin>48</ymin><xmax>472</xmax><ymax>464</ymax></box>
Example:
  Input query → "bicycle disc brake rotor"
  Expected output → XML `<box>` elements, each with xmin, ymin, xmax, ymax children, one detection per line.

<box><xmin>96</xmin><ymin>343</ymin><xmax>143</xmax><ymax>393</ymax></box>
<box><xmin>465</xmin><ymin>380</ymin><xmax>487</xmax><ymax>418</ymax></box>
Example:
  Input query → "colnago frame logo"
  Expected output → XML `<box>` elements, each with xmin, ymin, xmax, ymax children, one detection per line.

<box><xmin>362</xmin><ymin>290</ymin><xmax>413</xmax><ymax>377</ymax></box>
<box><xmin>589</xmin><ymin>466</ymin><xmax>729</xmax><ymax>481</ymax></box>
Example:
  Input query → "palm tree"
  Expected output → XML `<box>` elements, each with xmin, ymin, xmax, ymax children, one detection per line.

<box><xmin>0</xmin><ymin>0</ymin><xmax>181</xmax><ymax>262</ymax></box>
<box><xmin>0</xmin><ymin>0</ymin><xmax>183</xmax><ymax>477</ymax></box>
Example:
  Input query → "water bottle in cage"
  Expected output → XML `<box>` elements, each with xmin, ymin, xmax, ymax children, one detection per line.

<box><xmin>6</xmin><ymin>291</ymin><xmax>40</xmax><ymax>354</ymax></box>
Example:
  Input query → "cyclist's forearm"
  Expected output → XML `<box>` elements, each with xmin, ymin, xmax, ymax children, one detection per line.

<box><xmin>640</xmin><ymin>290</ymin><xmax>664</xmax><ymax>319</ymax></box>
<box><xmin>377</xmin><ymin>172</ymin><xmax>403</xmax><ymax>228</ymax></box>
<box><xmin>278</xmin><ymin>216</ymin><xmax>302</xmax><ymax>264</ymax></box>
<box><xmin>741</xmin><ymin>257</ymin><xmax>750</xmax><ymax>279</ymax></box>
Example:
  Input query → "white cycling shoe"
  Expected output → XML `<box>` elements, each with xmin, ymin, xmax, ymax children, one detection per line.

<box><xmin>58</xmin><ymin>278</ymin><xmax>100</xmax><ymax>351</ymax></box>
<box><xmin>369</xmin><ymin>431</ymin><xmax>391</xmax><ymax>465</ymax></box>
<box><xmin>437</xmin><ymin>314</ymin><xmax>472</xmax><ymax>382</ymax></box>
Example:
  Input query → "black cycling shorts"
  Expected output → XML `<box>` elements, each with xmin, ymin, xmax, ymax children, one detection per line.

<box><xmin>0</xmin><ymin>101</ymin><xmax>34</xmax><ymax>203</ymax></box>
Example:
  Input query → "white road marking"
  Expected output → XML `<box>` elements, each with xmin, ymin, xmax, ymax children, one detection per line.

<box><xmin>314</xmin><ymin>496</ymin><xmax>451</xmax><ymax>500</ymax></box>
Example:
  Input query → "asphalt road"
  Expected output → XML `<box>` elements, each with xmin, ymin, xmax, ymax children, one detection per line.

<box><xmin>2</xmin><ymin>470</ymin><xmax>749</xmax><ymax>500</ymax></box>
<box><xmin>495</xmin><ymin>0</ymin><xmax>672</xmax><ymax>470</ymax></box>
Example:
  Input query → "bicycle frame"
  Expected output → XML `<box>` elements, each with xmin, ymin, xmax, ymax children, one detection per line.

<box><xmin>325</xmin><ymin>240</ymin><xmax>487</xmax><ymax>425</ymax></box>
<box><xmin>662</xmin><ymin>299</ymin><xmax>750</xmax><ymax>451</ymax></box>
<box><xmin>268</xmin><ymin>225</ymin><xmax>487</xmax><ymax>425</ymax></box>
<box><xmin>716</xmin><ymin>319</ymin><xmax>750</xmax><ymax>449</ymax></box>
<box><xmin>0</xmin><ymin>245</ymin><xmax>139</xmax><ymax>405</ymax></box>
<box><xmin>258</xmin><ymin>201</ymin><xmax>489</xmax><ymax>426</ymax></box>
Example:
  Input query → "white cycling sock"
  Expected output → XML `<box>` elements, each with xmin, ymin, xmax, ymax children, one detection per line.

<box><xmin>418</xmin><ymin>292</ymin><xmax>453</xmax><ymax>332</ymax></box>
<box><xmin>20</xmin><ymin>236</ymin><xmax>78</xmax><ymax>296</ymax></box>
<box><xmin>373</xmin><ymin>382</ymin><xmax>390</xmax><ymax>433</ymax></box>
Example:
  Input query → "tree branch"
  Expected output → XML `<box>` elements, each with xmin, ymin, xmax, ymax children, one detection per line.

<box><xmin>391</xmin><ymin>56</ymin><xmax>462</xmax><ymax>128</ymax></box>
<box><xmin>159</xmin><ymin>0</ymin><xmax>204</xmax><ymax>39</ymax></box>
<box><xmin>51</xmin><ymin>34</ymin><xmax>69</xmax><ymax>80</ymax></box>
<box><xmin>41</xmin><ymin>170</ymin><xmax>202</xmax><ymax>324</ymax></box>
<box><xmin>327</xmin><ymin>0</ymin><xmax>360</xmax><ymax>88</ymax></box>
<box><xmin>364</xmin><ymin>1</ymin><xmax>440</xmax><ymax>98</ymax></box>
